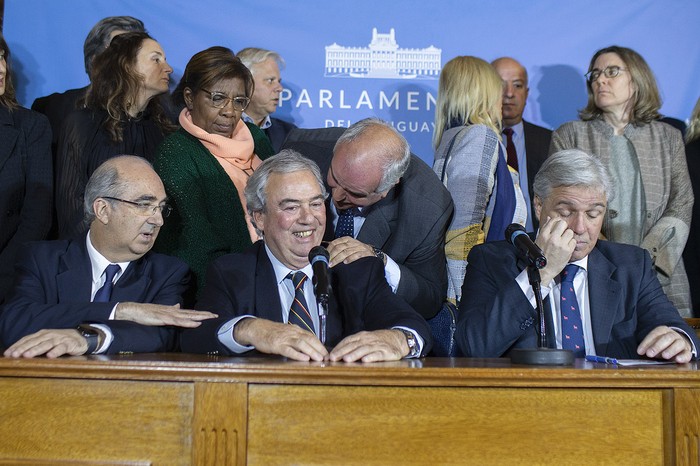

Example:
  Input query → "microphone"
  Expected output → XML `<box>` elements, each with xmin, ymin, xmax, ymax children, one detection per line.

<box><xmin>308</xmin><ymin>246</ymin><xmax>331</xmax><ymax>302</ymax></box>
<box><xmin>505</xmin><ymin>223</ymin><xmax>547</xmax><ymax>269</ymax></box>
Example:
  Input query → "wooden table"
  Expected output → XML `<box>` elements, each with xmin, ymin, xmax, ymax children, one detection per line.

<box><xmin>0</xmin><ymin>354</ymin><xmax>698</xmax><ymax>465</ymax></box>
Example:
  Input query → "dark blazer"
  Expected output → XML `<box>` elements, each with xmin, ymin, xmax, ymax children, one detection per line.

<box><xmin>31</xmin><ymin>86</ymin><xmax>88</xmax><ymax>159</ymax></box>
<box><xmin>522</xmin><ymin>120</ymin><xmax>552</xmax><ymax>228</ymax></box>
<box><xmin>180</xmin><ymin>241</ymin><xmax>432</xmax><ymax>356</ymax></box>
<box><xmin>0</xmin><ymin>236</ymin><xmax>191</xmax><ymax>352</ymax></box>
<box><xmin>264</xmin><ymin>117</ymin><xmax>297</xmax><ymax>153</ymax></box>
<box><xmin>456</xmin><ymin>239</ymin><xmax>700</xmax><ymax>359</ymax></box>
<box><xmin>683</xmin><ymin>138</ymin><xmax>700</xmax><ymax>312</ymax></box>
<box><xmin>0</xmin><ymin>107</ymin><xmax>53</xmax><ymax>303</ymax></box>
<box><xmin>282</xmin><ymin>127</ymin><xmax>454</xmax><ymax>319</ymax></box>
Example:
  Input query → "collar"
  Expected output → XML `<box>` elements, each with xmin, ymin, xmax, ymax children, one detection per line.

<box><xmin>242</xmin><ymin>112</ymin><xmax>272</xmax><ymax>130</ymax></box>
<box><xmin>264</xmin><ymin>243</ymin><xmax>314</xmax><ymax>285</ymax></box>
<box><xmin>504</xmin><ymin>120</ymin><xmax>524</xmax><ymax>137</ymax></box>
<box><xmin>86</xmin><ymin>230</ymin><xmax>131</xmax><ymax>283</ymax></box>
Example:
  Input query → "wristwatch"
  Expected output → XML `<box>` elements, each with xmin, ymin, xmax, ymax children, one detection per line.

<box><xmin>400</xmin><ymin>329</ymin><xmax>420</xmax><ymax>358</ymax></box>
<box><xmin>76</xmin><ymin>324</ymin><xmax>100</xmax><ymax>354</ymax></box>
<box><xmin>372</xmin><ymin>247</ymin><xmax>387</xmax><ymax>266</ymax></box>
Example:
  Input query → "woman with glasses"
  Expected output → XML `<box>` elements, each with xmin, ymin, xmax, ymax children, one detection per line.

<box><xmin>0</xmin><ymin>34</ymin><xmax>53</xmax><ymax>303</ymax></box>
<box><xmin>56</xmin><ymin>31</ymin><xmax>176</xmax><ymax>240</ymax></box>
<box><xmin>154</xmin><ymin>47</ymin><xmax>272</xmax><ymax>299</ymax></box>
<box><xmin>550</xmin><ymin>45</ymin><xmax>693</xmax><ymax>316</ymax></box>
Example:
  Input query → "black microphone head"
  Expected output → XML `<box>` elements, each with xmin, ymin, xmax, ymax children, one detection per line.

<box><xmin>505</xmin><ymin>223</ymin><xmax>526</xmax><ymax>245</ymax></box>
<box><xmin>308</xmin><ymin>245</ymin><xmax>330</xmax><ymax>262</ymax></box>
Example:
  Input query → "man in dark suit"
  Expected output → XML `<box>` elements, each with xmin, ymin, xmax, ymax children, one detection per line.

<box><xmin>31</xmin><ymin>16</ymin><xmax>146</xmax><ymax>161</ymax></box>
<box><xmin>237</xmin><ymin>47</ymin><xmax>297</xmax><ymax>152</ymax></box>
<box><xmin>493</xmin><ymin>57</ymin><xmax>552</xmax><ymax>230</ymax></box>
<box><xmin>1</xmin><ymin>156</ymin><xmax>216</xmax><ymax>358</ymax></box>
<box><xmin>456</xmin><ymin>149</ymin><xmax>699</xmax><ymax>362</ymax></box>
<box><xmin>283</xmin><ymin>119</ymin><xmax>454</xmax><ymax>319</ymax></box>
<box><xmin>180</xmin><ymin>150</ymin><xmax>432</xmax><ymax>362</ymax></box>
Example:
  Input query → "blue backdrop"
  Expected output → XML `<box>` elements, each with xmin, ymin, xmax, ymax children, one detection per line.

<box><xmin>5</xmin><ymin>0</ymin><xmax>700</xmax><ymax>163</ymax></box>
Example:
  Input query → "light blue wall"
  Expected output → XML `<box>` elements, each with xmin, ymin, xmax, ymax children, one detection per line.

<box><xmin>5</xmin><ymin>0</ymin><xmax>699</xmax><ymax>163</ymax></box>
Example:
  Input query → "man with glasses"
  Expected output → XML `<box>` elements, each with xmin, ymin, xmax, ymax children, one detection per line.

<box><xmin>0</xmin><ymin>156</ymin><xmax>216</xmax><ymax>358</ymax></box>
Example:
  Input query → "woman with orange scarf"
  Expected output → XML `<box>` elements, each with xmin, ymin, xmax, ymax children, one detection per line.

<box><xmin>154</xmin><ymin>47</ymin><xmax>273</xmax><ymax>300</ymax></box>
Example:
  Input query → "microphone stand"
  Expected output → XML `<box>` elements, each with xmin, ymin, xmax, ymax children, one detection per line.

<box><xmin>317</xmin><ymin>295</ymin><xmax>328</xmax><ymax>345</ymax></box>
<box><xmin>510</xmin><ymin>264</ymin><xmax>574</xmax><ymax>366</ymax></box>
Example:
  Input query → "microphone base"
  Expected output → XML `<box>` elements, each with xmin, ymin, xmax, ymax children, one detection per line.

<box><xmin>510</xmin><ymin>348</ymin><xmax>574</xmax><ymax>366</ymax></box>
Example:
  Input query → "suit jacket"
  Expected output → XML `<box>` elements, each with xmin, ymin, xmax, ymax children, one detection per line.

<box><xmin>0</xmin><ymin>107</ymin><xmax>53</xmax><ymax>303</ymax></box>
<box><xmin>522</xmin><ymin>120</ymin><xmax>551</xmax><ymax>228</ymax></box>
<box><xmin>282</xmin><ymin>127</ymin><xmax>454</xmax><ymax>318</ymax></box>
<box><xmin>31</xmin><ymin>86</ymin><xmax>88</xmax><ymax>158</ymax></box>
<box><xmin>0</xmin><ymin>235</ymin><xmax>191</xmax><ymax>353</ymax></box>
<box><xmin>264</xmin><ymin>117</ymin><xmax>297</xmax><ymax>153</ymax></box>
<box><xmin>180</xmin><ymin>241</ymin><xmax>432</xmax><ymax>356</ymax></box>
<box><xmin>456</xmin><ymin>239</ymin><xmax>700</xmax><ymax>359</ymax></box>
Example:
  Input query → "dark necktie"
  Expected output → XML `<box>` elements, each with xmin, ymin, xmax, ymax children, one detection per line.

<box><xmin>560</xmin><ymin>264</ymin><xmax>585</xmax><ymax>357</ymax></box>
<box><xmin>93</xmin><ymin>264</ymin><xmax>121</xmax><ymax>303</ymax></box>
<box><xmin>502</xmin><ymin>127</ymin><xmax>519</xmax><ymax>172</ymax></box>
<box><xmin>287</xmin><ymin>272</ymin><xmax>315</xmax><ymax>334</ymax></box>
<box><xmin>335</xmin><ymin>208</ymin><xmax>355</xmax><ymax>239</ymax></box>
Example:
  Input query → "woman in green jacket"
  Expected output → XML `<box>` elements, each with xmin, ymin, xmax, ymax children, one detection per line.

<box><xmin>155</xmin><ymin>47</ymin><xmax>274</xmax><ymax>300</ymax></box>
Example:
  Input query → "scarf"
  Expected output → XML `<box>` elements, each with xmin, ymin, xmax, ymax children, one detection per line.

<box><xmin>179</xmin><ymin>108</ymin><xmax>262</xmax><ymax>243</ymax></box>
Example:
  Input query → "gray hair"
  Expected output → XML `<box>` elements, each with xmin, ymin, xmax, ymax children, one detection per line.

<box><xmin>83</xmin><ymin>155</ymin><xmax>153</xmax><ymax>225</ymax></box>
<box><xmin>533</xmin><ymin>149</ymin><xmax>614</xmax><ymax>202</ymax></box>
<box><xmin>237</xmin><ymin>47</ymin><xmax>285</xmax><ymax>72</ymax></box>
<box><xmin>334</xmin><ymin>118</ymin><xmax>411</xmax><ymax>193</ymax></box>
<box><xmin>83</xmin><ymin>16</ymin><xmax>146</xmax><ymax>76</ymax></box>
<box><xmin>245</xmin><ymin>150</ymin><xmax>328</xmax><ymax>234</ymax></box>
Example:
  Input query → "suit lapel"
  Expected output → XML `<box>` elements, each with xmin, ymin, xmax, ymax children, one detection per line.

<box><xmin>56</xmin><ymin>239</ymin><xmax>93</xmax><ymax>302</ymax></box>
<box><xmin>0</xmin><ymin>109</ymin><xmax>18</xmax><ymax>173</ymax></box>
<box><xmin>356</xmin><ymin>189</ymin><xmax>397</xmax><ymax>248</ymax></box>
<box><xmin>587</xmin><ymin>247</ymin><xmax>623</xmax><ymax>356</ymax></box>
<box><xmin>254</xmin><ymin>245</ymin><xmax>285</xmax><ymax>322</ymax></box>
<box><xmin>111</xmin><ymin>256</ymin><xmax>152</xmax><ymax>302</ymax></box>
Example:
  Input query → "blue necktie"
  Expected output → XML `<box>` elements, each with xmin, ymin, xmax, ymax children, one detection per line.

<box><xmin>335</xmin><ymin>208</ymin><xmax>355</xmax><ymax>239</ymax></box>
<box><xmin>93</xmin><ymin>264</ymin><xmax>121</xmax><ymax>303</ymax></box>
<box><xmin>560</xmin><ymin>264</ymin><xmax>585</xmax><ymax>357</ymax></box>
<box><xmin>287</xmin><ymin>272</ymin><xmax>315</xmax><ymax>334</ymax></box>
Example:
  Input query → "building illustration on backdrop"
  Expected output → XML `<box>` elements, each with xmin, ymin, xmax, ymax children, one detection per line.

<box><xmin>325</xmin><ymin>28</ymin><xmax>441</xmax><ymax>79</ymax></box>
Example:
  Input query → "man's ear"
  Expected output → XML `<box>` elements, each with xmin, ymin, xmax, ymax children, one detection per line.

<box><xmin>252</xmin><ymin>210</ymin><xmax>265</xmax><ymax>235</ymax></box>
<box><xmin>533</xmin><ymin>195</ymin><xmax>542</xmax><ymax>223</ymax></box>
<box><xmin>93</xmin><ymin>198</ymin><xmax>111</xmax><ymax>225</ymax></box>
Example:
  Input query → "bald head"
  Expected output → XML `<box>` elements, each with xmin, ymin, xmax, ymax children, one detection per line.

<box><xmin>329</xmin><ymin>118</ymin><xmax>411</xmax><ymax>210</ymax></box>
<box><xmin>492</xmin><ymin>57</ymin><xmax>529</xmax><ymax>127</ymax></box>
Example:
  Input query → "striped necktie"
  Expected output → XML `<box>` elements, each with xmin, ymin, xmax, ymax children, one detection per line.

<box><xmin>287</xmin><ymin>272</ymin><xmax>315</xmax><ymax>334</ymax></box>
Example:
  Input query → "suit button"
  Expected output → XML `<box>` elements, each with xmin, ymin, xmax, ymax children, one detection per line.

<box><xmin>608</xmin><ymin>210</ymin><xmax>618</xmax><ymax>219</ymax></box>
<box><xmin>5</xmin><ymin>210</ymin><xmax>15</xmax><ymax>217</ymax></box>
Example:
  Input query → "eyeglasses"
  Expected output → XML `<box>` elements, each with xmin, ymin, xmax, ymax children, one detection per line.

<box><xmin>102</xmin><ymin>197</ymin><xmax>172</xmax><ymax>217</ymax></box>
<box><xmin>584</xmin><ymin>66</ymin><xmax>628</xmax><ymax>83</ymax></box>
<box><xmin>199</xmin><ymin>88</ymin><xmax>250</xmax><ymax>111</ymax></box>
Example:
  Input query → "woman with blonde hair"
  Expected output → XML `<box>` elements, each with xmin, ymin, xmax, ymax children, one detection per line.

<box><xmin>433</xmin><ymin>56</ymin><xmax>527</xmax><ymax>304</ymax></box>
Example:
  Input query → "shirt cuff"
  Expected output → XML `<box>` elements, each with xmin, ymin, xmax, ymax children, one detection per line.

<box><xmin>88</xmin><ymin>323</ymin><xmax>114</xmax><ymax>354</ymax></box>
<box><xmin>670</xmin><ymin>327</ymin><xmax>698</xmax><ymax>357</ymax></box>
<box><xmin>392</xmin><ymin>326</ymin><xmax>424</xmax><ymax>358</ymax></box>
<box><xmin>384</xmin><ymin>255</ymin><xmax>401</xmax><ymax>293</ymax></box>
<box><xmin>218</xmin><ymin>315</ymin><xmax>257</xmax><ymax>354</ymax></box>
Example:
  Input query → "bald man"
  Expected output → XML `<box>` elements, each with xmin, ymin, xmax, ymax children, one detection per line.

<box><xmin>492</xmin><ymin>57</ymin><xmax>552</xmax><ymax>230</ymax></box>
<box><xmin>304</xmin><ymin>118</ymin><xmax>454</xmax><ymax>319</ymax></box>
